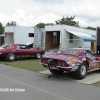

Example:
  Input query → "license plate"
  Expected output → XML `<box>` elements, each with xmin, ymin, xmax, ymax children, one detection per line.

<box><xmin>50</xmin><ymin>65</ymin><xmax>57</xmax><ymax>69</ymax></box>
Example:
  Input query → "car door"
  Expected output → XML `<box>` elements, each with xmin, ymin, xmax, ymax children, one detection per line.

<box><xmin>85</xmin><ymin>50</ymin><xmax>100</xmax><ymax>71</ymax></box>
<box><xmin>16</xmin><ymin>45</ymin><xmax>31</xmax><ymax>57</ymax></box>
<box><xmin>15</xmin><ymin>45</ymin><xmax>24</xmax><ymax>57</ymax></box>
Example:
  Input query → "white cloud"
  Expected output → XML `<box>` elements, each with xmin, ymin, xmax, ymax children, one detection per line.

<box><xmin>0</xmin><ymin>0</ymin><xmax>100</xmax><ymax>27</ymax></box>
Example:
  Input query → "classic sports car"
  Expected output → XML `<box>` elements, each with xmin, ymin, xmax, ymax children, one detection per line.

<box><xmin>0</xmin><ymin>44</ymin><xmax>45</xmax><ymax>61</ymax></box>
<box><xmin>41</xmin><ymin>48</ymin><xmax>100</xmax><ymax>79</ymax></box>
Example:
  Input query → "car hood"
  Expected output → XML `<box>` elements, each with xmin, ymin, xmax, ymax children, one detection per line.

<box><xmin>0</xmin><ymin>47</ymin><xmax>5</xmax><ymax>50</ymax></box>
<box><xmin>43</xmin><ymin>53</ymin><xmax>76</xmax><ymax>61</ymax></box>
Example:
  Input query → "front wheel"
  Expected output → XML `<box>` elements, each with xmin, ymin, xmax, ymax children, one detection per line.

<box><xmin>49</xmin><ymin>65</ymin><xmax>64</xmax><ymax>74</ymax></box>
<box><xmin>75</xmin><ymin>62</ymin><xmax>88</xmax><ymax>79</ymax></box>
<box><xmin>6</xmin><ymin>53</ymin><xmax>16</xmax><ymax>62</ymax></box>
<box><xmin>35</xmin><ymin>53</ymin><xmax>41</xmax><ymax>59</ymax></box>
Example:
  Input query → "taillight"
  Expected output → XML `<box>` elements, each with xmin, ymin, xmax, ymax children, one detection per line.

<box><xmin>41</xmin><ymin>59</ymin><xmax>48</xmax><ymax>64</ymax></box>
<box><xmin>72</xmin><ymin>61</ymin><xmax>76</xmax><ymax>64</ymax></box>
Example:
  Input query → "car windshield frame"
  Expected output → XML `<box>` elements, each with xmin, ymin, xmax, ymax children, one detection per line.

<box><xmin>1</xmin><ymin>44</ymin><xmax>11</xmax><ymax>48</ymax></box>
<box><xmin>58</xmin><ymin>49</ymin><xmax>79</xmax><ymax>55</ymax></box>
<box><xmin>85</xmin><ymin>50</ymin><xmax>94</xmax><ymax>57</ymax></box>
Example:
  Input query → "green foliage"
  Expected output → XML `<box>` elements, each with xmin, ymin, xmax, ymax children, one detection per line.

<box><xmin>45</xmin><ymin>23</ymin><xmax>53</xmax><ymax>25</ymax></box>
<box><xmin>0</xmin><ymin>22</ymin><xmax>4</xmax><ymax>35</ymax></box>
<box><xmin>55</xmin><ymin>15</ymin><xmax>80</xmax><ymax>27</ymax></box>
<box><xmin>0</xmin><ymin>59</ymin><xmax>47</xmax><ymax>72</ymax></box>
<box><xmin>35</xmin><ymin>22</ymin><xmax>54</xmax><ymax>28</ymax></box>
<box><xmin>36</xmin><ymin>23</ymin><xmax>45</xmax><ymax>28</ymax></box>
<box><xmin>85</xmin><ymin>26</ymin><xmax>96</xmax><ymax>30</ymax></box>
<box><xmin>6</xmin><ymin>21</ymin><xmax>17</xmax><ymax>26</ymax></box>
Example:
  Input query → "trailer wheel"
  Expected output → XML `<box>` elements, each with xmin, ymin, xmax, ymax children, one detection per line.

<box><xmin>6</xmin><ymin>53</ymin><xmax>16</xmax><ymax>62</ymax></box>
<box><xmin>75</xmin><ymin>62</ymin><xmax>88</xmax><ymax>79</ymax></box>
<box><xmin>49</xmin><ymin>65</ymin><xmax>64</xmax><ymax>74</ymax></box>
<box><xmin>35</xmin><ymin>53</ymin><xmax>41</xmax><ymax>59</ymax></box>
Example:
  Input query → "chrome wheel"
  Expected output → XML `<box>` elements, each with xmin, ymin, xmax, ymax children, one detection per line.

<box><xmin>6</xmin><ymin>53</ymin><xmax>16</xmax><ymax>62</ymax></box>
<box><xmin>80</xmin><ymin>65</ymin><xmax>86</xmax><ymax>76</ymax></box>
<box><xmin>9</xmin><ymin>54</ymin><xmax>15</xmax><ymax>60</ymax></box>
<box><xmin>36</xmin><ymin>53</ymin><xmax>41</xmax><ymax>59</ymax></box>
<box><xmin>74</xmin><ymin>62</ymin><xmax>88</xmax><ymax>79</ymax></box>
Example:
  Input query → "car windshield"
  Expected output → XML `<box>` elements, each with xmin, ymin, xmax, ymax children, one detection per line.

<box><xmin>1</xmin><ymin>44</ymin><xmax>11</xmax><ymax>48</ymax></box>
<box><xmin>58</xmin><ymin>49</ymin><xmax>79</xmax><ymax>55</ymax></box>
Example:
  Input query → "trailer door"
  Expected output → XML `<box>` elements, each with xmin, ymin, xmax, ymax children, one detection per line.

<box><xmin>5</xmin><ymin>33</ymin><xmax>14</xmax><ymax>44</ymax></box>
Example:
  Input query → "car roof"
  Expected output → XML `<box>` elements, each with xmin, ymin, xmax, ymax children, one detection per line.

<box><xmin>62</xmin><ymin>48</ymin><xmax>88</xmax><ymax>56</ymax></box>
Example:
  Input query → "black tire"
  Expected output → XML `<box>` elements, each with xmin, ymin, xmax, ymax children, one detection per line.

<box><xmin>35</xmin><ymin>53</ymin><xmax>41</xmax><ymax>59</ymax></box>
<box><xmin>75</xmin><ymin>62</ymin><xmax>88</xmax><ymax>79</ymax></box>
<box><xmin>49</xmin><ymin>65</ymin><xmax>64</xmax><ymax>74</ymax></box>
<box><xmin>6</xmin><ymin>53</ymin><xmax>16</xmax><ymax>62</ymax></box>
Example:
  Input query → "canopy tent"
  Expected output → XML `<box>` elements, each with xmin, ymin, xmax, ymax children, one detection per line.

<box><xmin>66</xmin><ymin>30</ymin><xmax>96</xmax><ymax>42</ymax></box>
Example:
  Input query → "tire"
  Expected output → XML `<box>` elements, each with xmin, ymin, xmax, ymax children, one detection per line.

<box><xmin>35</xmin><ymin>53</ymin><xmax>41</xmax><ymax>59</ymax></box>
<box><xmin>6</xmin><ymin>53</ymin><xmax>16</xmax><ymax>62</ymax></box>
<box><xmin>49</xmin><ymin>65</ymin><xmax>64</xmax><ymax>75</ymax></box>
<box><xmin>75</xmin><ymin>62</ymin><xmax>88</xmax><ymax>79</ymax></box>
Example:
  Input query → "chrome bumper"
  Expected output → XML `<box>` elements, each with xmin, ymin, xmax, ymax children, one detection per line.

<box><xmin>40</xmin><ymin>63</ymin><xmax>75</xmax><ymax>69</ymax></box>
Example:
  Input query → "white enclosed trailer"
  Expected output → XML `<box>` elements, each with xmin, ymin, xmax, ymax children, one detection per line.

<box><xmin>4</xmin><ymin>26</ymin><xmax>34</xmax><ymax>46</ymax></box>
<box><xmin>42</xmin><ymin>25</ymin><xmax>96</xmax><ymax>51</ymax></box>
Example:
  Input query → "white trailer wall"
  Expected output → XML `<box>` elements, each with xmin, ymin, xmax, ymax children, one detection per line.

<box><xmin>45</xmin><ymin>25</ymin><xmax>95</xmax><ymax>50</ymax></box>
<box><xmin>14</xmin><ymin>26</ymin><xmax>34</xmax><ymax>45</ymax></box>
<box><xmin>62</xmin><ymin>31</ymin><xmax>84</xmax><ymax>48</ymax></box>
<box><xmin>5</xmin><ymin>26</ymin><xmax>34</xmax><ymax>45</ymax></box>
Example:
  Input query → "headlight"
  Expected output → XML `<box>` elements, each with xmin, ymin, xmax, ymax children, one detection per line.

<box><xmin>0</xmin><ymin>53</ymin><xmax>2</xmax><ymax>54</ymax></box>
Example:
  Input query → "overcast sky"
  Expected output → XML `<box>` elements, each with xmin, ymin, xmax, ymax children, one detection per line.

<box><xmin>0</xmin><ymin>0</ymin><xmax>100</xmax><ymax>28</ymax></box>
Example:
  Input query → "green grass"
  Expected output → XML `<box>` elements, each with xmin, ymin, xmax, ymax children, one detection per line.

<box><xmin>0</xmin><ymin>58</ymin><xmax>47</xmax><ymax>72</ymax></box>
<box><xmin>92</xmin><ymin>81</ymin><xmax>100</xmax><ymax>88</ymax></box>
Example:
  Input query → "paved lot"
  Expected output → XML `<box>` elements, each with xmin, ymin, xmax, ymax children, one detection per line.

<box><xmin>40</xmin><ymin>70</ymin><xmax>100</xmax><ymax>85</ymax></box>
<box><xmin>0</xmin><ymin>64</ymin><xmax>100</xmax><ymax>100</ymax></box>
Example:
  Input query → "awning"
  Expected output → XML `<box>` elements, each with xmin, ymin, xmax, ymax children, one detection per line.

<box><xmin>66</xmin><ymin>30</ymin><xmax>96</xmax><ymax>42</ymax></box>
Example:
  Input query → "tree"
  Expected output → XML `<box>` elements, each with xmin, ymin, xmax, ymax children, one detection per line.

<box><xmin>35</xmin><ymin>23</ymin><xmax>53</xmax><ymax>28</ymax></box>
<box><xmin>55</xmin><ymin>16</ymin><xmax>80</xmax><ymax>27</ymax></box>
<box><xmin>35</xmin><ymin>23</ymin><xmax>45</xmax><ymax>28</ymax></box>
<box><xmin>6</xmin><ymin>21</ymin><xmax>17</xmax><ymax>26</ymax></box>
<box><xmin>85</xmin><ymin>26</ymin><xmax>96</xmax><ymax>30</ymax></box>
<box><xmin>0</xmin><ymin>22</ymin><xmax>4</xmax><ymax>35</ymax></box>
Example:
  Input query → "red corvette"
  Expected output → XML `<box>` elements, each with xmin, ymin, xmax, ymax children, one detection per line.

<box><xmin>41</xmin><ymin>48</ymin><xmax>100</xmax><ymax>79</ymax></box>
<box><xmin>0</xmin><ymin>44</ymin><xmax>45</xmax><ymax>61</ymax></box>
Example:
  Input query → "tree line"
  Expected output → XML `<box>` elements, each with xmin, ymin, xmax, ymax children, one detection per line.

<box><xmin>0</xmin><ymin>16</ymin><xmax>96</xmax><ymax>35</ymax></box>
<box><xmin>0</xmin><ymin>21</ymin><xmax>17</xmax><ymax>35</ymax></box>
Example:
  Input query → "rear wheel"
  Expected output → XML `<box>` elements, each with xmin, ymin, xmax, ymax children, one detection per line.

<box><xmin>35</xmin><ymin>53</ymin><xmax>41</xmax><ymax>59</ymax></box>
<box><xmin>75</xmin><ymin>62</ymin><xmax>88</xmax><ymax>79</ymax></box>
<box><xmin>6</xmin><ymin>53</ymin><xmax>16</xmax><ymax>62</ymax></box>
<box><xmin>49</xmin><ymin>65</ymin><xmax>64</xmax><ymax>74</ymax></box>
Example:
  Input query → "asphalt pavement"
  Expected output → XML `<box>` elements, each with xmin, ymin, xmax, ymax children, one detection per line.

<box><xmin>0</xmin><ymin>64</ymin><xmax>100</xmax><ymax>100</ymax></box>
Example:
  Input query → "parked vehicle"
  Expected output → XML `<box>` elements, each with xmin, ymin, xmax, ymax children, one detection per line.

<box><xmin>0</xmin><ymin>44</ymin><xmax>45</xmax><ymax>61</ymax></box>
<box><xmin>41</xmin><ymin>48</ymin><xmax>100</xmax><ymax>79</ymax></box>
